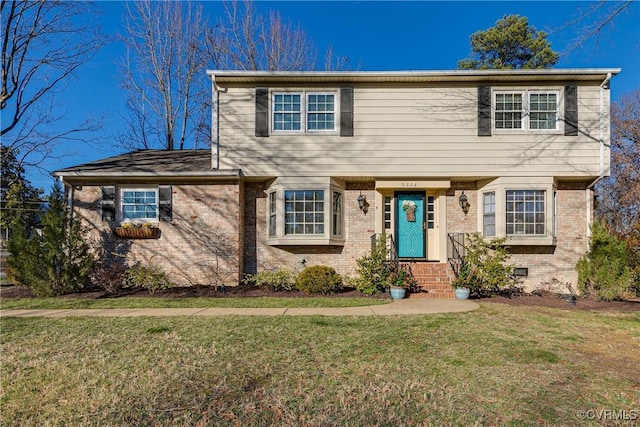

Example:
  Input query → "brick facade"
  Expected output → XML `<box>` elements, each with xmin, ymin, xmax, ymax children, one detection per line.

<box><xmin>73</xmin><ymin>182</ymin><xmax>243</xmax><ymax>286</ymax></box>
<box><xmin>444</xmin><ymin>182</ymin><xmax>590</xmax><ymax>293</ymax></box>
<box><xmin>243</xmin><ymin>181</ymin><xmax>376</xmax><ymax>279</ymax></box>
<box><xmin>508</xmin><ymin>183</ymin><xmax>589</xmax><ymax>292</ymax></box>
<box><xmin>73</xmin><ymin>178</ymin><xmax>592</xmax><ymax>295</ymax></box>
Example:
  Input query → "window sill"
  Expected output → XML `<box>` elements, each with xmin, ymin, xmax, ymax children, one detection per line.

<box><xmin>266</xmin><ymin>236</ymin><xmax>345</xmax><ymax>246</ymax></box>
<box><xmin>505</xmin><ymin>235</ymin><xmax>557</xmax><ymax>246</ymax></box>
<box><xmin>493</xmin><ymin>129</ymin><xmax>562</xmax><ymax>135</ymax></box>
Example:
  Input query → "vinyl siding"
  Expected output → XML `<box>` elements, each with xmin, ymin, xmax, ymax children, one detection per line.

<box><xmin>217</xmin><ymin>84</ymin><xmax>609</xmax><ymax>178</ymax></box>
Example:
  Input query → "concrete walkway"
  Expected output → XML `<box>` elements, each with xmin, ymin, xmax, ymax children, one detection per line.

<box><xmin>0</xmin><ymin>298</ymin><xmax>478</xmax><ymax>318</ymax></box>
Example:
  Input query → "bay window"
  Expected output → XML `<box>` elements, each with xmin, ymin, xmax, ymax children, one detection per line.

<box><xmin>266</xmin><ymin>178</ymin><xmax>344</xmax><ymax>245</ymax></box>
<box><xmin>478</xmin><ymin>178</ymin><xmax>555</xmax><ymax>245</ymax></box>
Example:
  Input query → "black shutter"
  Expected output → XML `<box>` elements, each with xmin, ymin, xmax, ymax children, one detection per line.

<box><xmin>100</xmin><ymin>186</ymin><xmax>115</xmax><ymax>222</ymax></box>
<box><xmin>564</xmin><ymin>85</ymin><xmax>578</xmax><ymax>136</ymax></box>
<box><xmin>478</xmin><ymin>86</ymin><xmax>492</xmax><ymax>136</ymax></box>
<box><xmin>159</xmin><ymin>185</ymin><xmax>172</xmax><ymax>221</ymax></box>
<box><xmin>340</xmin><ymin>87</ymin><xmax>354</xmax><ymax>137</ymax></box>
<box><xmin>255</xmin><ymin>88</ymin><xmax>269</xmax><ymax>137</ymax></box>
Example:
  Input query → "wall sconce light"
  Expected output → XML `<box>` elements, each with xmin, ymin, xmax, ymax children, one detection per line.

<box><xmin>357</xmin><ymin>192</ymin><xmax>369</xmax><ymax>215</ymax></box>
<box><xmin>459</xmin><ymin>191</ymin><xmax>470</xmax><ymax>215</ymax></box>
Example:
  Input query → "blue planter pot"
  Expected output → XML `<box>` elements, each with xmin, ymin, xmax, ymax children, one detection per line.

<box><xmin>390</xmin><ymin>287</ymin><xmax>406</xmax><ymax>300</ymax></box>
<box><xmin>454</xmin><ymin>288</ymin><xmax>470</xmax><ymax>300</ymax></box>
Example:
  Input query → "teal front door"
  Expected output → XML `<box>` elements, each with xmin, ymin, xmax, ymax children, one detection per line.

<box><xmin>396</xmin><ymin>192</ymin><xmax>426</xmax><ymax>259</ymax></box>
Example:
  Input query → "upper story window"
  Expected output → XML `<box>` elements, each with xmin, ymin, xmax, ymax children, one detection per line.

<box><xmin>273</xmin><ymin>93</ymin><xmax>301</xmax><ymax>131</ymax></box>
<box><xmin>272</xmin><ymin>92</ymin><xmax>336</xmax><ymax>133</ymax></box>
<box><xmin>494</xmin><ymin>90</ymin><xmax>559</xmax><ymax>132</ymax></box>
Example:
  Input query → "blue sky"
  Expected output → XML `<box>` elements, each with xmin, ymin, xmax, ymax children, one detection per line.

<box><xmin>24</xmin><ymin>1</ymin><xmax>640</xmax><ymax>189</ymax></box>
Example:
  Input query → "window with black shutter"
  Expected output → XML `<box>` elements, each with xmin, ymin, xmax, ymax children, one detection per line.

<box><xmin>100</xmin><ymin>186</ymin><xmax>116</xmax><ymax>221</ymax></box>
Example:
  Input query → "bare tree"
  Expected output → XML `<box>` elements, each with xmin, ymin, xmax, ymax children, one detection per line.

<box><xmin>596</xmin><ymin>89</ymin><xmax>640</xmax><ymax>234</ymax></box>
<box><xmin>209</xmin><ymin>0</ymin><xmax>349</xmax><ymax>71</ymax></box>
<box><xmin>210</xmin><ymin>0</ymin><xmax>316</xmax><ymax>71</ymax></box>
<box><xmin>561</xmin><ymin>0</ymin><xmax>635</xmax><ymax>54</ymax></box>
<box><xmin>119</xmin><ymin>1</ymin><xmax>209</xmax><ymax>150</ymax></box>
<box><xmin>1</xmin><ymin>0</ymin><xmax>104</xmax><ymax>169</ymax></box>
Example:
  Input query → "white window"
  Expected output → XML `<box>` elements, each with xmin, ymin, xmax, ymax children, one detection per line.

<box><xmin>307</xmin><ymin>93</ymin><xmax>335</xmax><ymax>131</ymax></box>
<box><xmin>268</xmin><ymin>192</ymin><xmax>277</xmax><ymax>237</ymax></box>
<box><xmin>506</xmin><ymin>190</ymin><xmax>545</xmax><ymax>235</ymax></box>
<box><xmin>273</xmin><ymin>93</ymin><xmax>301</xmax><ymax>131</ymax></box>
<box><xmin>483</xmin><ymin>192</ymin><xmax>496</xmax><ymax>236</ymax></box>
<box><xmin>494</xmin><ymin>90</ymin><xmax>559</xmax><ymax>132</ymax></box>
<box><xmin>495</xmin><ymin>93</ymin><xmax>523</xmax><ymax>130</ymax></box>
<box><xmin>284</xmin><ymin>190</ymin><xmax>324</xmax><ymax>235</ymax></box>
<box><xmin>272</xmin><ymin>92</ymin><xmax>336</xmax><ymax>133</ymax></box>
<box><xmin>120</xmin><ymin>189</ymin><xmax>158</xmax><ymax>222</ymax></box>
<box><xmin>529</xmin><ymin>92</ymin><xmax>558</xmax><ymax>130</ymax></box>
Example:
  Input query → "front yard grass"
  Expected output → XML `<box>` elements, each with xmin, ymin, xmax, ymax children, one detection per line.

<box><xmin>1</xmin><ymin>303</ymin><xmax>639</xmax><ymax>426</ymax></box>
<box><xmin>0</xmin><ymin>296</ymin><xmax>391</xmax><ymax>310</ymax></box>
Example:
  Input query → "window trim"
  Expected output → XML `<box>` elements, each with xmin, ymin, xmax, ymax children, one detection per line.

<box><xmin>265</xmin><ymin>178</ymin><xmax>345</xmax><ymax>245</ymax></box>
<box><xmin>482</xmin><ymin>191</ymin><xmax>496</xmax><ymax>237</ymax></box>
<box><xmin>271</xmin><ymin>90</ymin><xmax>338</xmax><ymax>134</ymax></box>
<box><xmin>492</xmin><ymin>88</ymin><xmax>562</xmax><ymax>134</ymax></box>
<box><xmin>119</xmin><ymin>187</ymin><xmax>159</xmax><ymax>223</ymax></box>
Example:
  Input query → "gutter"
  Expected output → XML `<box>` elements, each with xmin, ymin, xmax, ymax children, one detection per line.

<box><xmin>585</xmin><ymin>72</ymin><xmax>613</xmax><ymax>242</ymax></box>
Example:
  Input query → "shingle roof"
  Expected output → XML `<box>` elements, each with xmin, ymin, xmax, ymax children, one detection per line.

<box><xmin>53</xmin><ymin>149</ymin><xmax>241</xmax><ymax>180</ymax></box>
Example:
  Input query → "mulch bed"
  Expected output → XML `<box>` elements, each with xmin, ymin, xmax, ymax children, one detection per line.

<box><xmin>1</xmin><ymin>285</ymin><xmax>638</xmax><ymax>311</ymax></box>
<box><xmin>477</xmin><ymin>290</ymin><xmax>640</xmax><ymax>312</ymax></box>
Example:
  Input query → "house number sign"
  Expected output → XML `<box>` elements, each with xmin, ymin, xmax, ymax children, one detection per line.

<box><xmin>401</xmin><ymin>182</ymin><xmax>418</xmax><ymax>187</ymax></box>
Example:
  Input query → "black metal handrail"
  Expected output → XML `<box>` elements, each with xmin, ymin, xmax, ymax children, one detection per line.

<box><xmin>447</xmin><ymin>232</ymin><xmax>465</xmax><ymax>277</ymax></box>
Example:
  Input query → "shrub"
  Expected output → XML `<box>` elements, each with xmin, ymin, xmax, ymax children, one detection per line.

<box><xmin>242</xmin><ymin>269</ymin><xmax>298</xmax><ymax>291</ymax></box>
<box><xmin>90</xmin><ymin>258</ymin><xmax>128</xmax><ymax>294</ymax></box>
<box><xmin>89</xmin><ymin>235</ymin><xmax>131</xmax><ymax>294</ymax></box>
<box><xmin>296</xmin><ymin>265</ymin><xmax>343</xmax><ymax>295</ymax></box>
<box><xmin>576</xmin><ymin>220</ymin><xmax>633</xmax><ymax>301</ymax></box>
<box><xmin>124</xmin><ymin>261</ymin><xmax>173</xmax><ymax>294</ymax></box>
<box><xmin>353</xmin><ymin>236</ymin><xmax>392</xmax><ymax>295</ymax></box>
<box><xmin>460</xmin><ymin>233</ymin><xmax>516</xmax><ymax>297</ymax></box>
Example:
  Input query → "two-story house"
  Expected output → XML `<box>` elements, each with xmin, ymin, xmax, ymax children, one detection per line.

<box><xmin>55</xmin><ymin>68</ymin><xmax>619</xmax><ymax>296</ymax></box>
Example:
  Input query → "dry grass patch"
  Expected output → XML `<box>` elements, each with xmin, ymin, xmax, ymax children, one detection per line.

<box><xmin>1</xmin><ymin>304</ymin><xmax>638</xmax><ymax>426</ymax></box>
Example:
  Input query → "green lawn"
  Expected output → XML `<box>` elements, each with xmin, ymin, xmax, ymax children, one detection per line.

<box><xmin>1</xmin><ymin>303</ymin><xmax>638</xmax><ymax>426</ymax></box>
<box><xmin>0</xmin><ymin>296</ymin><xmax>391</xmax><ymax>310</ymax></box>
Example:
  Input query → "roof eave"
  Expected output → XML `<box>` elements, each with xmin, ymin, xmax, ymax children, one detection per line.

<box><xmin>207</xmin><ymin>68</ymin><xmax>621</xmax><ymax>84</ymax></box>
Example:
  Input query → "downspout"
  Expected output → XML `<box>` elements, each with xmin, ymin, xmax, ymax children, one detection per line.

<box><xmin>211</xmin><ymin>74</ymin><xmax>219</xmax><ymax>170</ymax></box>
<box><xmin>585</xmin><ymin>72</ymin><xmax>612</xmax><ymax>242</ymax></box>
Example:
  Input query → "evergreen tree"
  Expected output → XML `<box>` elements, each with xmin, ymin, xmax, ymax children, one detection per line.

<box><xmin>458</xmin><ymin>15</ymin><xmax>559</xmax><ymax>70</ymax></box>
<box><xmin>576</xmin><ymin>220</ymin><xmax>632</xmax><ymax>301</ymax></box>
<box><xmin>1</xmin><ymin>145</ymin><xmax>43</xmax><ymax>234</ymax></box>
<box><xmin>7</xmin><ymin>181</ymin><xmax>93</xmax><ymax>296</ymax></box>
